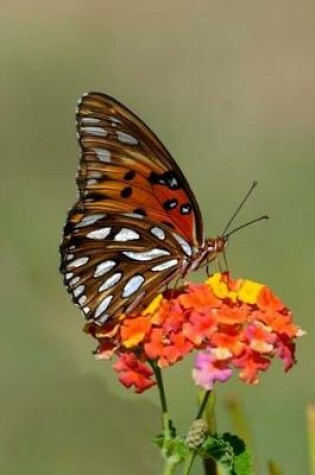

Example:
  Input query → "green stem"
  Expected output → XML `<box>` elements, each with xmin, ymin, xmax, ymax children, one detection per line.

<box><xmin>196</xmin><ymin>390</ymin><xmax>211</xmax><ymax>419</ymax></box>
<box><xmin>150</xmin><ymin>360</ymin><xmax>171</xmax><ymax>440</ymax></box>
<box><xmin>153</xmin><ymin>361</ymin><xmax>168</xmax><ymax>415</ymax></box>
<box><xmin>163</xmin><ymin>456</ymin><xmax>179</xmax><ymax>475</ymax></box>
<box><xmin>181</xmin><ymin>451</ymin><xmax>196</xmax><ymax>475</ymax></box>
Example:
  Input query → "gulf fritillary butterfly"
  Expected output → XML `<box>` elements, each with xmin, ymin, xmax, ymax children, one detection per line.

<box><xmin>60</xmin><ymin>92</ymin><xmax>227</xmax><ymax>325</ymax></box>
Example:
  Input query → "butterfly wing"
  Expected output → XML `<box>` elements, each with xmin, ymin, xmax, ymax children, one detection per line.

<box><xmin>60</xmin><ymin>92</ymin><xmax>205</xmax><ymax>323</ymax></box>
<box><xmin>76</xmin><ymin>92</ymin><xmax>204</xmax><ymax>246</ymax></box>
<box><xmin>60</xmin><ymin>212</ymin><xmax>190</xmax><ymax>324</ymax></box>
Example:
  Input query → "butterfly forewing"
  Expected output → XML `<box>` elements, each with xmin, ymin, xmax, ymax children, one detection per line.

<box><xmin>61</xmin><ymin>92</ymin><xmax>205</xmax><ymax>324</ymax></box>
<box><xmin>76</xmin><ymin>92</ymin><xmax>204</xmax><ymax>245</ymax></box>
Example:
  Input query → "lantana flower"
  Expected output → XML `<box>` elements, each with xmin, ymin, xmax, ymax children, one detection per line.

<box><xmin>85</xmin><ymin>273</ymin><xmax>304</xmax><ymax>393</ymax></box>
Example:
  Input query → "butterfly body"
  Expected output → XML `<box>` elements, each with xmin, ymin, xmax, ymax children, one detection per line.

<box><xmin>60</xmin><ymin>93</ymin><xmax>226</xmax><ymax>325</ymax></box>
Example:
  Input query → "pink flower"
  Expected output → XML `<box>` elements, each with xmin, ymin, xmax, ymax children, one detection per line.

<box><xmin>192</xmin><ymin>351</ymin><xmax>233</xmax><ymax>391</ymax></box>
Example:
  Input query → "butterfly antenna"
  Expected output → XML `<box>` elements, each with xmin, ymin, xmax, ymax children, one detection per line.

<box><xmin>222</xmin><ymin>181</ymin><xmax>258</xmax><ymax>236</ymax></box>
<box><xmin>225</xmin><ymin>215</ymin><xmax>269</xmax><ymax>238</ymax></box>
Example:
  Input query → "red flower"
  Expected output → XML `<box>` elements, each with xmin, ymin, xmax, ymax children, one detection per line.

<box><xmin>233</xmin><ymin>349</ymin><xmax>271</xmax><ymax>385</ymax></box>
<box><xmin>113</xmin><ymin>353</ymin><xmax>156</xmax><ymax>393</ymax></box>
<box><xmin>183</xmin><ymin>311</ymin><xmax>217</xmax><ymax>346</ymax></box>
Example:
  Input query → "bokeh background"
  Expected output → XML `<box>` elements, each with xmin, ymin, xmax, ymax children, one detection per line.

<box><xmin>1</xmin><ymin>1</ymin><xmax>314</xmax><ymax>473</ymax></box>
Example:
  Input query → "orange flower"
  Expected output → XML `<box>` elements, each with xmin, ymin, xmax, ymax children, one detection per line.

<box><xmin>183</xmin><ymin>311</ymin><xmax>217</xmax><ymax>346</ymax></box>
<box><xmin>210</xmin><ymin>329</ymin><xmax>245</xmax><ymax>357</ymax></box>
<box><xmin>161</xmin><ymin>332</ymin><xmax>194</xmax><ymax>366</ymax></box>
<box><xmin>234</xmin><ymin>349</ymin><xmax>271</xmax><ymax>385</ymax></box>
<box><xmin>257</xmin><ymin>286</ymin><xmax>284</xmax><ymax>312</ymax></box>
<box><xmin>244</xmin><ymin>322</ymin><xmax>276</xmax><ymax>354</ymax></box>
<box><xmin>216</xmin><ymin>304</ymin><xmax>248</xmax><ymax>325</ymax></box>
<box><xmin>120</xmin><ymin>316</ymin><xmax>152</xmax><ymax>348</ymax></box>
<box><xmin>144</xmin><ymin>328</ymin><xmax>166</xmax><ymax>361</ymax></box>
<box><xmin>178</xmin><ymin>283</ymin><xmax>221</xmax><ymax>310</ymax></box>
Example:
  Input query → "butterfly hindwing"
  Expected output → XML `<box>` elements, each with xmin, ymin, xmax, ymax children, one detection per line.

<box><xmin>61</xmin><ymin>212</ymin><xmax>191</xmax><ymax>323</ymax></box>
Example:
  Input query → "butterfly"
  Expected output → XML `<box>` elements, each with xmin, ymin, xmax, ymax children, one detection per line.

<box><xmin>60</xmin><ymin>92</ymin><xmax>227</xmax><ymax>325</ymax></box>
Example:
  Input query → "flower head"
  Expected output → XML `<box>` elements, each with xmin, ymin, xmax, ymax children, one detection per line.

<box><xmin>85</xmin><ymin>272</ymin><xmax>304</xmax><ymax>393</ymax></box>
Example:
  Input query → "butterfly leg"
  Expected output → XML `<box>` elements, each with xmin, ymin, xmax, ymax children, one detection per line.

<box><xmin>168</xmin><ymin>277</ymin><xmax>181</xmax><ymax>311</ymax></box>
<box><xmin>206</xmin><ymin>258</ymin><xmax>211</xmax><ymax>277</ymax></box>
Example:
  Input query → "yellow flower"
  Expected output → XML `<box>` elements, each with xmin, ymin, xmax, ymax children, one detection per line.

<box><xmin>237</xmin><ymin>280</ymin><xmax>263</xmax><ymax>304</ymax></box>
<box><xmin>206</xmin><ymin>273</ymin><xmax>237</xmax><ymax>302</ymax></box>
<box><xmin>142</xmin><ymin>294</ymin><xmax>163</xmax><ymax>315</ymax></box>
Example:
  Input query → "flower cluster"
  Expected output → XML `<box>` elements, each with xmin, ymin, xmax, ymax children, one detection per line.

<box><xmin>85</xmin><ymin>273</ymin><xmax>304</xmax><ymax>393</ymax></box>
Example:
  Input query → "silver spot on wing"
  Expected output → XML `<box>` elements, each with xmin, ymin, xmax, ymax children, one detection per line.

<box><xmin>68</xmin><ymin>256</ymin><xmax>89</xmax><ymax>268</ymax></box>
<box><xmin>99</xmin><ymin>272</ymin><xmax>122</xmax><ymax>292</ymax></box>
<box><xmin>172</xmin><ymin>233</ymin><xmax>192</xmax><ymax>257</ymax></box>
<box><xmin>150</xmin><ymin>227</ymin><xmax>166</xmax><ymax>240</ymax></box>
<box><xmin>116</xmin><ymin>131</ymin><xmax>138</xmax><ymax>145</ymax></box>
<box><xmin>93</xmin><ymin>148</ymin><xmax>111</xmax><ymax>163</ymax></box>
<box><xmin>114</xmin><ymin>228</ymin><xmax>140</xmax><ymax>241</ymax></box>
<box><xmin>123</xmin><ymin>248</ymin><xmax>170</xmax><ymax>261</ymax></box>
<box><xmin>75</xmin><ymin>214</ymin><xmax>106</xmax><ymax>228</ymax></box>
<box><xmin>69</xmin><ymin>276</ymin><xmax>80</xmax><ymax>287</ymax></box>
<box><xmin>73</xmin><ymin>285</ymin><xmax>85</xmax><ymax>297</ymax></box>
<box><xmin>87</xmin><ymin>179</ymin><xmax>98</xmax><ymax>186</ymax></box>
<box><xmin>94</xmin><ymin>260</ymin><xmax>116</xmax><ymax>278</ymax></box>
<box><xmin>122</xmin><ymin>275</ymin><xmax>145</xmax><ymax>297</ymax></box>
<box><xmin>95</xmin><ymin>295</ymin><xmax>113</xmax><ymax>319</ymax></box>
<box><xmin>86</xmin><ymin>227</ymin><xmax>111</xmax><ymax>240</ymax></box>
<box><xmin>109</xmin><ymin>116</ymin><xmax>122</xmax><ymax>126</ymax></box>
<box><xmin>123</xmin><ymin>212</ymin><xmax>144</xmax><ymax>220</ymax></box>
<box><xmin>151</xmin><ymin>259</ymin><xmax>178</xmax><ymax>272</ymax></box>
<box><xmin>78</xmin><ymin>295</ymin><xmax>87</xmax><ymax>305</ymax></box>
<box><xmin>81</xmin><ymin>126</ymin><xmax>107</xmax><ymax>136</ymax></box>
<box><xmin>81</xmin><ymin>117</ymin><xmax>100</xmax><ymax>125</ymax></box>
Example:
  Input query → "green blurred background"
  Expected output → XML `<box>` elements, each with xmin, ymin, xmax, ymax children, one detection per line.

<box><xmin>1</xmin><ymin>1</ymin><xmax>314</xmax><ymax>473</ymax></box>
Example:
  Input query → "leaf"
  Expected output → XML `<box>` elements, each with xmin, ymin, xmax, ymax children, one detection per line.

<box><xmin>199</xmin><ymin>433</ymin><xmax>253</xmax><ymax>475</ymax></box>
<box><xmin>199</xmin><ymin>435</ymin><xmax>234</xmax><ymax>471</ymax></box>
<box><xmin>152</xmin><ymin>432</ymin><xmax>164</xmax><ymax>448</ymax></box>
<box><xmin>222</xmin><ymin>433</ymin><xmax>253</xmax><ymax>475</ymax></box>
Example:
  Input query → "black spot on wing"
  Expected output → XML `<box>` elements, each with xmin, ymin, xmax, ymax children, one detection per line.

<box><xmin>133</xmin><ymin>208</ymin><xmax>147</xmax><ymax>216</ymax></box>
<box><xmin>121</xmin><ymin>187</ymin><xmax>133</xmax><ymax>198</ymax></box>
<box><xmin>148</xmin><ymin>171</ymin><xmax>181</xmax><ymax>190</ymax></box>
<box><xmin>163</xmin><ymin>199</ymin><xmax>178</xmax><ymax>211</ymax></box>
<box><xmin>124</xmin><ymin>170</ymin><xmax>136</xmax><ymax>181</ymax></box>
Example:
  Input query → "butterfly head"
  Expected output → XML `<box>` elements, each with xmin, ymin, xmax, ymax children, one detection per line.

<box><xmin>206</xmin><ymin>235</ymin><xmax>228</xmax><ymax>258</ymax></box>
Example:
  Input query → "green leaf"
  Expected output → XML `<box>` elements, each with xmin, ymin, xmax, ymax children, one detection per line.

<box><xmin>152</xmin><ymin>432</ymin><xmax>164</xmax><ymax>449</ymax></box>
<box><xmin>222</xmin><ymin>433</ymin><xmax>253</xmax><ymax>475</ymax></box>
<box><xmin>198</xmin><ymin>433</ymin><xmax>252</xmax><ymax>475</ymax></box>
<box><xmin>164</xmin><ymin>436</ymin><xmax>189</xmax><ymax>460</ymax></box>
<box><xmin>199</xmin><ymin>434</ymin><xmax>234</xmax><ymax>470</ymax></box>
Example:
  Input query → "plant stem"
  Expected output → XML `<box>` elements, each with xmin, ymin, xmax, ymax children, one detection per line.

<box><xmin>150</xmin><ymin>360</ymin><xmax>171</xmax><ymax>440</ymax></box>
<box><xmin>181</xmin><ymin>451</ymin><xmax>196</xmax><ymax>475</ymax></box>
<box><xmin>196</xmin><ymin>390</ymin><xmax>211</xmax><ymax>419</ymax></box>
<box><xmin>163</xmin><ymin>457</ymin><xmax>178</xmax><ymax>475</ymax></box>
